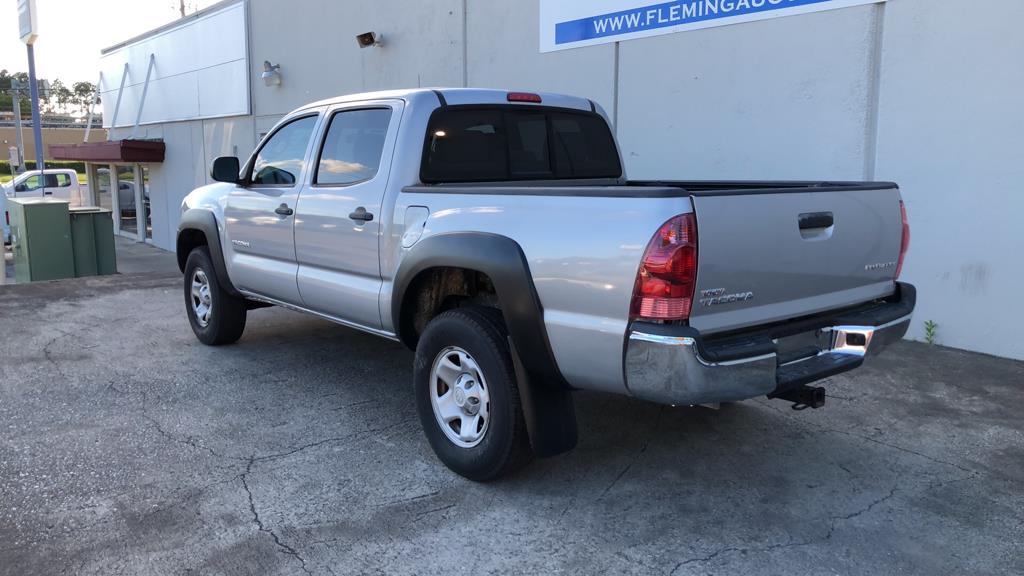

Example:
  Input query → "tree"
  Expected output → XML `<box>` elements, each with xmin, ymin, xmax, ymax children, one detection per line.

<box><xmin>72</xmin><ymin>81</ymin><xmax>100</xmax><ymax>116</ymax></box>
<box><xmin>0</xmin><ymin>71</ymin><xmax>32</xmax><ymax>116</ymax></box>
<box><xmin>2</xmin><ymin>72</ymin><xmax>99</xmax><ymax>119</ymax></box>
<box><xmin>48</xmin><ymin>79</ymin><xmax>75</xmax><ymax>114</ymax></box>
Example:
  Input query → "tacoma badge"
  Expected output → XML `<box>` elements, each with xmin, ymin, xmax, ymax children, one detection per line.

<box><xmin>865</xmin><ymin>261</ymin><xmax>897</xmax><ymax>271</ymax></box>
<box><xmin>699</xmin><ymin>287</ymin><xmax>754</xmax><ymax>307</ymax></box>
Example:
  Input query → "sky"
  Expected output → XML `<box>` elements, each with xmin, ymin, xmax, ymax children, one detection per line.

<box><xmin>1</xmin><ymin>0</ymin><xmax>218</xmax><ymax>83</ymax></box>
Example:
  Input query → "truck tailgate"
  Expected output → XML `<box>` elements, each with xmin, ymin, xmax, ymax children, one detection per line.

<box><xmin>688</xmin><ymin>187</ymin><xmax>903</xmax><ymax>334</ymax></box>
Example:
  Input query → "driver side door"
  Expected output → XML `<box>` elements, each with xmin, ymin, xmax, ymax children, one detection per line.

<box><xmin>223</xmin><ymin>112</ymin><xmax>322</xmax><ymax>304</ymax></box>
<box><xmin>14</xmin><ymin>174</ymin><xmax>46</xmax><ymax>198</ymax></box>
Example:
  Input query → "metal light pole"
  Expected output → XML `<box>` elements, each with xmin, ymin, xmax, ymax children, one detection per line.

<box><xmin>17</xmin><ymin>0</ymin><xmax>43</xmax><ymax>177</ymax></box>
<box><xmin>25</xmin><ymin>44</ymin><xmax>45</xmax><ymax>176</ymax></box>
<box><xmin>10</xmin><ymin>79</ymin><xmax>25</xmax><ymax>173</ymax></box>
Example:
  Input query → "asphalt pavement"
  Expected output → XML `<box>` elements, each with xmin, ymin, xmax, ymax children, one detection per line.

<box><xmin>0</xmin><ymin>259</ymin><xmax>1021</xmax><ymax>575</ymax></box>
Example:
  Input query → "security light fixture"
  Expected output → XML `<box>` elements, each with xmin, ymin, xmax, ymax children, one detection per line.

<box><xmin>356</xmin><ymin>31</ymin><xmax>383</xmax><ymax>48</ymax></box>
<box><xmin>261</xmin><ymin>61</ymin><xmax>282</xmax><ymax>87</ymax></box>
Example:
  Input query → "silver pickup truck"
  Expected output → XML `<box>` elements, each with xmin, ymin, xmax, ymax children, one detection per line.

<box><xmin>177</xmin><ymin>88</ymin><xmax>914</xmax><ymax>480</ymax></box>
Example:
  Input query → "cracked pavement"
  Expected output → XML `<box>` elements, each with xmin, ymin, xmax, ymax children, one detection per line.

<box><xmin>1</xmin><ymin>271</ymin><xmax>1022</xmax><ymax>575</ymax></box>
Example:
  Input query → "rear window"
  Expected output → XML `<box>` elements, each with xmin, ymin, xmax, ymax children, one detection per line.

<box><xmin>421</xmin><ymin>106</ymin><xmax>621</xmax><ymax>183</ymax></box>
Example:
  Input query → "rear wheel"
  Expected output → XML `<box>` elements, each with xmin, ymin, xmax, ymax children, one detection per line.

<box><xmin>184</xmin><ymin>246</ymin><xmax>246</xmax><ymax>345</ymax></box>
<box><xmin>414</xmin><ymin>307</ymin><xmax>532</xmax><ymax>481</ymax></box>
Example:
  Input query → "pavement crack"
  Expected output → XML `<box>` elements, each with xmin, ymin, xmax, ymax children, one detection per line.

<box><xmin>599</xmin><ymin>461</ymin><xmax>634</xmax><ymax>499</ymax></box>
<box><xmin>251</xmin><ymin>433</ymin><xmax>363</xmax><ymax>464</ymax></box>
<box><xmin>836</xmin><ymin>462</ymin><xmax>857</xmax><ymax>478</ymax></box>
<box><xmin>378</xmin><ymin>490</ymin><xmax>441</xmax><ymax>508</ymax></box>
<box><xmin>753</xmin><ymin>398</ymin><xmax>985</xmax><ymax>478</ymax></box>
<box><xmin>141</xmin><ymin>414</ymin><xmax>229</xmax><ymax>460</ymax></box>
<box><xmin>41</xmin><ymin>327</ymin><xmax>74</xmax><ymax>379</ymax></box>
<box><xmin>823</xmin><ymin>486</ymin><xmax>899</xmax><ymax>540</ymax></box>
<box><xmin>240</xmin><ymin>458</ymin><xmax>312</xmax><ymax>575</ymax></box>
<box><xmin>412</xmin><ymin>503</ymin><xmax>456</xmax><ymax>522</ymax></box>
<box><xmin>672</xmin><ymin>543</ymin><xmax>744</xmax><ymax>571</ymax></box>
<box><xmin>599</xmin><ymin>407</ymin><xmax>664</xmax><ymax>500</ymax></box>
<box><xmin>669</xmin><ymin>486</ymin><xmax>899</xmax><ymax>572</ymax></box>
<box><xmin>250</xmin><ymin>418</ymin><xmax>417</xmax><ymax>465</ymax></box>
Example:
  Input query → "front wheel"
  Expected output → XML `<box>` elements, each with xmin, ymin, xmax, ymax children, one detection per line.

<box><xmin>184</xmin><ymin>246</ymin><xmax>247</xmax><ymax>345</ymax></box>
<box><xmin>414</xmin><ymin>308</ymin><xmax>533</xmax><ymax>481</ymax></box>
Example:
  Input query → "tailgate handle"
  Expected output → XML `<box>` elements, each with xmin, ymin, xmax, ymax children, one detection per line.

<box><xmin>799</xmin><ymin>212</ymin><xmax>834</xmax><ymax>230</ymax></box>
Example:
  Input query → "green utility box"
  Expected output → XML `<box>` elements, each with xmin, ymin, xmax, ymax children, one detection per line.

<box><xmin>69</xmin><ymin>207</ymin><xmax>117</xmax><ymax>277</ymax></box>
<box><xmin>7</xmin><ymin>198</ymin><xmax>76</xmax><ymax>282</ymax></box>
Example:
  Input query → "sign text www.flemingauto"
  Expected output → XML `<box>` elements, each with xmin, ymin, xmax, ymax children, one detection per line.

<box><xmin>540</xmin><ymin>0</ymin><xmax>886</xmax><ymax>52</ymax></box>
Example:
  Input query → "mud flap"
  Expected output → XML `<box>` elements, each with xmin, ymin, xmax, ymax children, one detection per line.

<box><xmin>509</xmin><ymin>337</ymin><xmax>578</xmax><ymax>458</ymax></box>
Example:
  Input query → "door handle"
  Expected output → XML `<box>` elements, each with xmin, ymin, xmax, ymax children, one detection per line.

<box><xmin>349</xmin><ymin>207</ymin><xmax>374</xmax><ymax>223</ymax></box>
<box><xmin>275</xmin><ymin>203</ymin><xmax>293</xmax><ymax>216</ymax></box>
<box><xmin>798</xmin><ymin>212</ymin><xmax>833</xmax><ymax>230</ymax></box>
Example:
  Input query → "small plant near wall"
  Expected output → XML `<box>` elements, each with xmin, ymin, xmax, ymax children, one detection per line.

<box><xmin>924</xmin><ymin>320</ymin><xmax>939</xmax><ymax>345</ymax></box>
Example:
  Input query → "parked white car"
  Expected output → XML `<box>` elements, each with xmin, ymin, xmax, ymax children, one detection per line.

<box><xmin>2</xmin><ymin>169</ymin><xmax>85</xmax><ymax>243</ymax></box>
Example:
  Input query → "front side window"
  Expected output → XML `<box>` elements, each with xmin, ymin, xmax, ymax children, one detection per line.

<box><xmin>315</xmin><ymin>108</ymin><xmax>392</xmax><ymax>185</ymax></box>
<box><xmin>251</xmin><ymin>115</ymin><xmax>318</xmax><ymax>186</ymax></box>
<box><xmin>20</xmin><ymin>175</ymin><xmax>42</xmax><ymax>191</ymax></box>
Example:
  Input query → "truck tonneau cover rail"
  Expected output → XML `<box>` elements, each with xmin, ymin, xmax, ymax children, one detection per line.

<box><xmin>403</xmin><ymin>180</ymin><xmax>898</xmax><ymax>198</ymax></box>
<box><xmin>402</xmin><ymin>184</ymin><xmax>686</xmax><ymax>198</ymax></box>
<box><xmin>627</xmin><ymin>180</ymin><xmax>899</xmax><ymax>197</ymax></box>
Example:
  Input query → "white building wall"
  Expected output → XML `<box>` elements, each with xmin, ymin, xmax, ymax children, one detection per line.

<box><xmin>98</xmin><ymin>0</ymin><xmax>1023</xmax><ymax>360</ymax></box>
<box><xmin>617</xmin><ymin>5</ymin><xmax>880</xmax><ymax>180</ymax></box>
<box><xmin>247</xmin><ymin>0</ymin><xmax>465</xmax><ymax>122</ymax></box>
<box><xmin>466</xmin><ymin>1</ymin><xmax>617</xmax><ymax>119</ymax></box>
<box><xmin>99</xmin><ymin>2</ymin><xmax>248</xmax><ymax>128</ymax></box>
<box><xmin>873</xmin><ymin>0</ymin><xmax>1024</xmax><ymax>359</ymax></box>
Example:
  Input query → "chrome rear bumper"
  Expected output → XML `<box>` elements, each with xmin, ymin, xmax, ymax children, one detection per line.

<box><xmin>624</xmin><ymin>283</ymin><xmax>915</xmax><ymax>406</ymax></box>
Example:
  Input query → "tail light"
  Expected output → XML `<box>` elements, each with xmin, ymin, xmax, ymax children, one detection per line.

<box><xmin>630</xmin><ymin>213</ymin><xmax>698</xmax><ymax>321</ymax></box>
<box><xmin>507</xmin><ymin>92</ymin><xmax>542</xmax><ymax>103</ymax></box>
<box><xmin>895</xmin><ymin>200</ymin><xmax>910</xmax><ymax>279</ymax></box>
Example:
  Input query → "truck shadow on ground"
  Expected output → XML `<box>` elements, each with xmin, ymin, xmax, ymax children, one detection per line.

<box><xmin>220</xmin><ymin>310</ymin><xmax>978</xmax><ymax>524</ymax></box>
<box><xmin>183</xmin><ymin>313</ymin><xmax>1004</xmax><ymax>576</ymax></box>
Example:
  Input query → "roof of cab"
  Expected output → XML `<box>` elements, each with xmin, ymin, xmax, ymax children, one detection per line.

<box><xmin>292</xmin><ymin>87</ymin><xmax>595</xmax><ymax>115</ymax></box>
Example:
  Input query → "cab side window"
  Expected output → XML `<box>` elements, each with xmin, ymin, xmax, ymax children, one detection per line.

<box><xmin>21</xmin><ymin>175</ymin><xmax>42</xmax><ymax>191</ymax></box>
<box><xmin>251</xmin><ymin>115</ymin><xmax>318</xmax><ymax>186</ymax></box>
<box><xmin>315</xmin><ymin>108</ymin><xmax>391</xmax><ymax>185</ymax></box>
<box><xmin>55</xmin><ymin>173</ymin><xmax>72</xmax><ymax>187</ymax></box>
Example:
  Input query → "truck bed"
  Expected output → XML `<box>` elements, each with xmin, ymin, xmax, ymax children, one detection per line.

<box><xmin>405</xmin><ymin>178</ymin><xmax>904</xmax><ymax>337</ymax></box>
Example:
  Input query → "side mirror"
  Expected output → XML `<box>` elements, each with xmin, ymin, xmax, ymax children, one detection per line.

<box><xmin>14</xmin><ymin>184</ymin><xmax>26</xmax><ymax>193</ymax></box>
<box><xmin>211</xmin><ymin>156</ymin><xmax>241</xmax><ymax>183</ymax></box>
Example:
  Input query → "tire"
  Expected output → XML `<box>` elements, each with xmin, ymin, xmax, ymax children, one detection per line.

<box><xmin>183</xmin><ymin>246</ymin><xmax>247</xmax><ymax>346</ymax></box>
<box><xmin>414</xmin><ymin>307</ymin><xmax>533</xmax><ymax>481</ymax></box>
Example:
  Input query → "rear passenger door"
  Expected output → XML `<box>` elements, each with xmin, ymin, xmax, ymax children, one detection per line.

<box><xmin>46</xmin><ymin>173</ymin><xmax>75</xmax><ymax>203</ymax></box>
<box><xmin>294</xmin><ymin>100</ymin><xmax>402</xmax><ymax>329</ymax></box>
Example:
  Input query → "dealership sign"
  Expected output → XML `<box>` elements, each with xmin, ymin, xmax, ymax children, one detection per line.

<box><xmin>540</xmin><ymin>0</ymin><xmax>886</xmax><ymax>52</ymax></box>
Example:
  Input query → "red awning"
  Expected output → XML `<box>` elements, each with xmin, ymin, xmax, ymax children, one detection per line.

<box><xmin>49</xmin><ymin>139</ymin><xmax>165</xmax><ymax>163</ymax></box>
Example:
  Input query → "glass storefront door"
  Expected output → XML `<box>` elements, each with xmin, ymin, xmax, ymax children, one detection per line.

<box><xmin>91</xmin><ymin>164</ymin><xmax>113</xmax><ymax>211</ymax></box>
<box><xmin>142</xmin><ymin>166</ymin><xmax>152</xmax><ymax>240</ymax></box>
<box><xmin>85</xmin><ymin>162</ymin><xmax>151</xmax><ymax>242</ymax></box>
<box><xmin>116</xmin><ymin>165</ymin><xmax>138</xmax><ymax>236</ymax></box>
